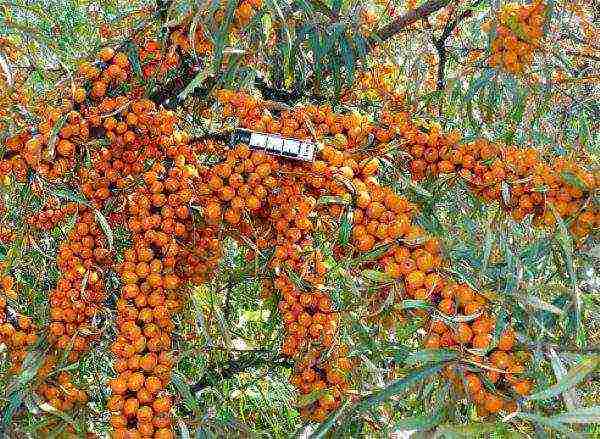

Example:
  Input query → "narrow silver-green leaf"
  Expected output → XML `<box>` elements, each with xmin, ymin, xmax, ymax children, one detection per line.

<box><xmin>308</xmin><ymin>398</ymin><xmax>352</xmax><ymax>439</ymax></box>
<box><xmin>52</xmin><ymin>187</ymin><xmax>91</xmax><ymax>207</ymax></box>
<box><xmin>353</xmin><ymin>364</ymin><xmax>444</xmax><ymax>413</ymax></box>
<box><xmin>45</xmin><ymin>114</ymin><xmax>68</xmax><ymax>160</ymax></box>
<box><xmin>527</xmin><ymin>356</ymin><xmax>600</xmax><ymax>402</ymax></box>
<box><xmin>551</xmin><ymin>406</ymin><xmax>600</xmax><ymax>424</ymax></box>
<box><xmin>95</xmin><ymin>210</ymin><xmax>114</xmax><ymax>251</ymax></box>
<box><xmin>405</xmin><ymin>349</ymin><xmax>458</xmax><ymax>366</ymax></box>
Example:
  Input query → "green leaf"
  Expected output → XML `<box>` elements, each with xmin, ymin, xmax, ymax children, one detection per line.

<box><xmin>361</xmin><ymin>269</ymin><xmax>392</xmax><ymax>283</ymax></box>
<box><xmin>404</xmin><ymin>349</ymin><xmax>458</xmax><ymax>366</ymax></box>
<box><xmin>308</xmin><ymin>398</ymin><xmax>352</xmax><ymax>439</ymax></box>
<box><xmin>560</xmin><ymin>171</ymin><xmax>588</xmax><ymax>191</ymax></box>
<box><xmin>188</xmin><ymin>10</ymin><xmax>204</xmax><ymax>59</ymax></box>
<box><xmin>548</xmin><ymin>347</ymin><xmax>578</xmax><ymax>410</ymax></box>
<box><xmin>331</xmin><ymin>0</ymin><xmax>343</xmax><ymax>15</ymax></box>
<box><xmin>463</xmin><ymin>69</ymin><xmax>494</xmax><ymax>104</ymax></box>
<box><xmin>359</xmin><ymin>242</ymin><xmax>393</xmax><ymax>262</ymax></box>
<box><xmin>283</xmin><ymin>265</ymin><xmax>311</xmax><ymax>292</ymax></box>
<box><xmin>435</xmin><ymin>422</ymin><xmax>507</xmax><ymax>437</ymax></box>
<box><xmin>479</xmin><ymin>225</ymin><xmax>494</xmax><ymax>278</ymax></box>
<box><xmin>172</xmin><ymin>371</ymin><xmax>199</xmax><ymax>412</ymax></box>
<box><xmin>527</xmin><ymin>356</ymin><xmax>600</xmax><ymax>402</ymax></box>
<box><xmin>211</xmin><ymin>0</ymin><xmax>237</xmax><ymax>71</ymax></box>
<box><xmin>578</xmin><ymin>113</ymin><xmax>590</xmax><ymax>149</ymax></box>
<box><xmin>397</xmin><ymin>173</ymin><xmax>433</xmax><ymax>199</ymax></box>
<box><xmin>511</xmin><ymin>412</ymin><xmax>580</xmax><ymax>437</ymax></box>
<box><xmin>549</xmin><ymin>203</ymin><xmax>583</xmax><ymax>345</ymax></box>
<box><xmin>316</xmin><ymin>195</ymin><xmax>349</xmax><ymax>206</ymax></box>
<box><xmin>178</xmin><ymin>68</ymin><xmax>212</xmax><ymax>102</ymax></box>
<box><xmin>323</xmin><ymin>23</ymin><xmax>345</xmax><ymax>55</ymax></box>
<box><xmin>551</xmin><ymin>406</ymin><xmax>600</xmax><ymax>424</ymax></box>
<box><xmin>261</xmin><ymin>12</ymin><xmax>272</xmax><ymax>40</ymax></box>
<box><xmin>353</xmin><ymin>33</ymin><xmax>368</xmax><ymax>59</ymax></box>
<box><xmin>309</xmin><ymin>32</ymin><xmax>324</xmax><ymax>82</ymax></box>
<box><xmin>394</xmin><ymin>407</ymin><xmax>445</xmax><ymax>431</ymax></box>
<box><xmin>524</xmin><ymin>295</ymin><xmax>564</xmax><ymax>315</ymax></box>
<box><xmin>3</xmin><ymin>339</ymin><xmax>48</xmax><ymax>428</ymax></box>
<box><xmin>45</xmin><ymin>114</ymin><xmax>68</xmax><ymax>160</ymax></box>
<box><xmin>340</xmin><ymin>36</ymin><xmax>355</xmax><ymax>86</ymax></box>
<box><xmin>95</xmin><ymin>210</ymin><xmax>114</xmax><ymax>252</ymax></box>
<box><xmin>2</xmin><ymin>233</ymin><xmax>23</xmax><ymax>270</ymax></box>
<box><xmin>296</xmin><ymin>388</ymin><xmax>328</xmax><ymax>407</ymax></box>
<box><xmin>399</xmin><ymin>299</ymin><xmax>432</xmax><ymax>311</ymax></box>
<box><xmin>338</xmin><ymin>207</ymin><xmax>352</xmax><ymax>246</ymax></box>
<box><xmin>267</xmin><ymin>0</ymin><xmax>293</xmax><ymax>87</ymax></box>
<box><xmin>353</xmin><ymin>364</ymin><xmax>444</xmax><ymax>413</ymax></box>
<box><xmin>126</xmin><ymin>41</ymin><xmax>143</xmax><ymax>80</ymax></box>
<box><xmin>51</xmin><ymin>187</ymin><xmax>91</xmax><ymax>207</ymax></box>
<box><xmin>491</xmin><ymin>308</ymin><xmax>509</xmax><ymax>344</ymax></box>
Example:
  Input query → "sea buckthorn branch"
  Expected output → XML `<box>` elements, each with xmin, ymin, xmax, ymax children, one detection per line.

<box><xmin>487</xmin><ymin>1</ymin><xmax>547</xmax><ymax>74</ymax></box>
<box><xmin>146</xmin><ymin>0</ymin><xmax>457</xmax><ymax>105</ymax></box>
<box><xmin>432</xmin><ymin>7</ymin><xmax>474</xmax><ymax>92</ymax></box>
<box><xmin>0</xmin><ymin>67</ymin><xmax>596</xmax><ymax>433</ymax></box>
<box><xmin>369</xmin><ymin>0</ymin><xmax>451</xmax><ymax>47</ymax></box>
<box><xmin>0</xmin><ymin>7</ymin><xmax>597</xmax><ymax>435</ymax></box>
<box><xmin>386</xmin><ymin>117</ymin><xmax>599</xmax><ymax>239</ymax></box>
<box><xmin>207</xmin><ymin>89</ymin><xmax>545</xmax><ymax>421</ymax></box>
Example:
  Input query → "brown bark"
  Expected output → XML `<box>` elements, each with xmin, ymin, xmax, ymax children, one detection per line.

<box><xmin>370</xmin><ymin>0</ymin><xmax>451</xmax><ymax>46</ymax></box>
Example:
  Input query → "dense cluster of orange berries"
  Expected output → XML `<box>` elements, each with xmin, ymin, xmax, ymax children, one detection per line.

<box><xmin>0</xmin><ymin>289</ymin><xmax>38</xmax><ymax>373</ymax></box>
<box><xmin>207</xmin><ymin>89</ymin><xmax>527</xmax><ymax>419</ymax></box>
<box><xmin>109</xmin><ymin>181</ymin><xmax>183</xmax><ymax>439</ymax></box>
<box><xmin>48</xmin><ymin>211</ymin><xmax>110</xmax><ymax>359</ymax></box>
<box><xmin>423</xmin><ymin>281</ymin><xmax>533</xmax><ymax>415</ymax></box>
<box><xmin>277</xmin><ymin>274</ymin><xmax>352</xmax><ymax>422</ymax></box>
<box><xmin>138</xmin><ymin>40</ymin><xmax>178</xmax><ymax>79</ymax></box>
<box><xmin>198</xmin><ymin>144</ymin><xmax>278</xmax><ymax>226</ymax></box>
<box><xmin>37</xmin><ymin>369</ymin><xmax>89</xmax><ymax>413</ymax></box>
<box><xmin>167</xmin><ymin>0</ymin><xmax>262</xmax><ymax>59</ymax></box>
<box><xmin>0</xmin><ymin>275</ymin><xmax>89</xmax><ymax>416</ymax></box>
<box><xmin>489</xmin><ymin>1</ymin><xmax>547</xmax><ymax>73</ymax></box>
<box><xmin>384</xmin><ymin>116</ymin><xmax>599</xmax><ymax>238</ymax></box>
<box><xmin>0</xmin><ymin>12</ymin><xmax>598</xmax><ymax>434</ymax></box>
<box><xmin>0</xmin><ymin>40</ymin><xmax>186</xmax><ymax>437</ymax></box>
<box><xmin>27</xmin><ymin>199</ymin><xmax>78</xmax><ymax>231</ymax></box>
<box><xmin>82</xmin><ymin>50</ymin><xmax>194</xmax><ymax>438</ymax></box>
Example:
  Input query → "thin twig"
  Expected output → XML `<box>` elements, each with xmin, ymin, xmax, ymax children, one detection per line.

<box><xmin>433</xmin><ymin>9</ymin><xmax>473</xmax><ymax>93</ymax></box>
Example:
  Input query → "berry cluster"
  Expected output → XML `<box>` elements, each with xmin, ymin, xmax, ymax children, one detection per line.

<box><xmin>0</xmin><ymin>12</ymin><xmax>597</xmax><ymax>435</ymax></box>
<box><xmin>48</xmin><ymin>212</ymin><xmax>110</xmax><ymax>360</ymax></box>
<box><xmin>489</xmin><ymin>1</ymin><xmax>547</xmax><ymax>74</ymax></box>
<box><xmin>386</xmin><ymin>117</ymin><xmax>599</xmax><ymax>239</ymax></box>
<box><xmin>37</xmin><ymin>368</ymin><xmax>89</xmax><ymax>413</ymax></box>
<box><xmin>277</xmin><ymin>275</ymin><xmax>350</xmax><ymax>422</ymax></box>
<box><xmin>167</xmin><ymin>0</ymin><xmax>262</xmax><ymax>59</ymax></box>
<box><xmin>198</xmin><ymin>143</ymin><xmax>278</xmax><ymax>226</ymax></box>
<box><xmin>0</xmin><ymin>294</ymin><xmax>38</xmax><ymax>373</ymax></box>
<box><xmin>27</xmin><ymin>199</ymin><xmax>78</xmax><ymax>231</ymax></box>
